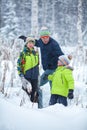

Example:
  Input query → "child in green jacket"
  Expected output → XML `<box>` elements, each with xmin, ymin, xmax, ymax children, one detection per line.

<box><xmin>17</xmin><ymin>37</ymin><xmax>39</xmax><ymax>103</ymax></box>
<box><xmin>48</xmin><ymin>55</ymin><xmax>74</xmax><ymax>106</ymax></box>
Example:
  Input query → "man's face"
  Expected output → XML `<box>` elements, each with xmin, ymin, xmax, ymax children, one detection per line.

<box><xmin>40</xmin><ymin>36</ymin><xmax>50</xmax><ymax>44</ymax></box>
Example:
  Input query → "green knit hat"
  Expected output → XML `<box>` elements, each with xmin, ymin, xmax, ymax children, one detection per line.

<box><xmin>40</xmin><ymin>27</ymin><xmax>50</xmax><ymax>36</ymax></box>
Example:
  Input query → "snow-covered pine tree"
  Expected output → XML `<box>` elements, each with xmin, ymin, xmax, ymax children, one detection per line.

<box><xmin>0</xmin><ymin>0</ymin><xmax>20</xmax><ymax>39</ymax></box>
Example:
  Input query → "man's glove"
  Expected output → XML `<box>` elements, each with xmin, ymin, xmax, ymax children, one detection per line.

<box><xmin>18</xmin><ymin>35</ymin><xmax>27</xmax><ymax>42</ymax></box>
<box><xmin>20</xmin><ymin>76</ymin><xmax>29</xmax><ymax>89</ymax></box>
<box><xmin>68</xmin><ymin>89</ymin><xmax>74</xmax><ymax>99</ymax></box>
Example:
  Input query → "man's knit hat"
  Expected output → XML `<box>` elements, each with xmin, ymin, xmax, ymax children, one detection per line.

<box><xmin>26</xmin><ymin>37</ymin><xmax>35</xmax><ymax>44</ymax></box>
<box><xmin>58</xmin><ymin>55</ymin><xmax>70</xmax><ymax>65</ymax></box>
<box><xmin>39</xmin><ymin>26</ymin><xmax>50</xmax><ymax>36</ymax></box>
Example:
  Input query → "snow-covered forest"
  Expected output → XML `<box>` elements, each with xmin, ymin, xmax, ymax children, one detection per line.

<box><xmin>0</xmin><ymin>0</ymin><xmax>87</xmax><ymax>45</ymax></box>
<box><xmin>0</xmin><ymin>0</ymin><xmax>87</xmax><ymax>130</ymax></box>
<box><xmin>0</xmin><ymin>0</ymin><xmax>87</xmax><ymax>86</ymax></box>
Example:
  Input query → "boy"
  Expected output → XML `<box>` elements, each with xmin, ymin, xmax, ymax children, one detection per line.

<box><xmin>48</xmin><ymin>55</ymin><xmax>74</xmax><ymax>106</ymax></box>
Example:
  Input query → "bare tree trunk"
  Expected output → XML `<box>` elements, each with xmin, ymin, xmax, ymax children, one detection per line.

<box><xmin>72</xmin><ymin>0</ymin><xmax>85</xmax><ymax>82</ymax></box>
<box><xmin>52</xmin><ymin>0</ymin><xmax>55</xmax><ymax>33</ymax></box>
<box><xmin>77</xmin><ymin>0</ymin><xmax>83</xmax><ymax>60</ymax></box>
<box><xmin>1</xmin><ymin>63</ymin><xmax>7</xmax><ymax>94</ymax></box>
<box><xmin>73</xmin><ymin>0</ymin><xmax>83</xmax><ymax>64</ymax></box>
<box><xmin>31</xmin><ymin>0</ymin><xmax>38</xmax><ymax>38</ymax></box>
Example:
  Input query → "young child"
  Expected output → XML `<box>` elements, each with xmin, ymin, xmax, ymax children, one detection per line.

<box><xmin>48</xmin><ymin>55</ymin><xmax>74</xmax><ymax>106</ymax></box>
<box><xmin>17</xmin><ymin>37</ymin><xmax>39</xmax><ymax>103</ymax></box>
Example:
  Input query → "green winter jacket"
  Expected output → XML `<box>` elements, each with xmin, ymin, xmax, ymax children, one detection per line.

<box><xmin>48</xmin><ymin>66</ymin><xmax>74</xmax><ymax>97</ymax></box>
<box><xmin>17</xmin><ymin>46</ymin><xmax>39</xmax><ymax>76</ymax></box>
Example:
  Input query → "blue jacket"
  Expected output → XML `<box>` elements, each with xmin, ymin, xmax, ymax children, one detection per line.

<box><xmin>35</xmin><ymin>37</ymin><xmax>64</xmax><ymax>70</ymax></box>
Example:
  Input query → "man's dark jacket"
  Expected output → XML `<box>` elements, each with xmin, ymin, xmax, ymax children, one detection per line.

<box><xmin>35</xmin><ymin>37</ymin><xmax>64</xmax><ymax>70</ymax></box>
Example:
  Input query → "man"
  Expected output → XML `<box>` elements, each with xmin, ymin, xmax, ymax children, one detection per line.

<box><xmin>35</xmin><ymin>27</ymin><xmax>64</xmax><ymax>108</ymax></box>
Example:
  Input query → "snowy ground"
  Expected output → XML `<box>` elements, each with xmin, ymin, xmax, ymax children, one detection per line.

<box><xmin>0</xmin><ymin>81</ymin><xmax>87</xmax><ymax>130</ymax></box>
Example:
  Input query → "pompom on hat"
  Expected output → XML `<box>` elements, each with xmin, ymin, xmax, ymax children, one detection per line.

<box><xmin>26</xmin><ymin>37</ymin><xmax>35</xmax><ymax>44</ymax></box>
<box><xmin>58</xmin><ymin>55</ymin><xmax>71</xmax><ymax>65</ymax></box>
<box><xmin>39</xmin><ymin>26</ymin><xmax>50</xmax><ymax>37</ymax></box>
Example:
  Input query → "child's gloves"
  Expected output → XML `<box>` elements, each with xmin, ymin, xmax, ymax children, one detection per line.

<box><xmin>68</xmin><ymin>89</ymin><xmax>74</xmax><ymax>99</ymax></box>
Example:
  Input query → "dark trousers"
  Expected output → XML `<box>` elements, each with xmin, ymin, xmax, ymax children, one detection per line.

<box><xmin>23</xmin><ymin>78</ymin><xmax>38</xmax><ymax>102</ymax></box>
<box><xmin>28</xmin><ymin>79</ymin><xmax>38</xmax><ymax>102</ymax></box>
<box><xmin>30</xmin><ymin>79</ymin><xmax>38</xmax><ymax>102</ymax></box>
<box><xmin>49</xmin><ymin>94</ymin><xmax>67</xmax><ymax>106</ymax></box>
